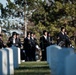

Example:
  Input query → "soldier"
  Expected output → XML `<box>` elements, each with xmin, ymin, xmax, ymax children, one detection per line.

<box><xmin>7</xmin><ymin>32</ymin><xmax>17</xmax><ymax>47</ymax></box>
<box><xmin>23</xmin><ymin>32</ymin><xmax>32</xmax><ymax>61</ymax></box>
<box><xmin>40</xmin><ymin>30</ymin><xmax>49</xmax><ymax>61</ymax></box>
<box><xmin>16</xmin><ymin>33</ymin><xmax>21</xmax><ymax>48</ymax></box>
<box><xmin>57</xmin><ymin>27</ymin><xmax>71</xmax><ymax>47</ymax></box>
<box><xmin>47</xmin><ymin>32</ymin><xmax>54</xmax><ymax>46</ymax></box>
<box><xmin>30</xmin><ymin>32</ymin><xmax>37</xmax><ymax>61</ymax></box>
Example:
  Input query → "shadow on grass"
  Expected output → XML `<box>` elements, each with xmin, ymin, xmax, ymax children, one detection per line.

<box><xmin>15</xmin><ymin>66</ymin><xmax>49</xmax><ymax>70</ymax></box>
<box><xmin>15</xmin><ymin>72</ymin><xmax>50</xmax><ymax>75</ymax></box>
<box><xmin>14</xmin><ymin>62</ymin><xmax>51</xmax><ymax>75</ymax></box>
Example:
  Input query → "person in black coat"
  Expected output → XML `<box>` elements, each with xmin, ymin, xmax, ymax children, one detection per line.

<box><xmin>16</xmin><ymin>33</ymin><xmax>21</xmax><ymax>48</ymax></box>
<box><xmin>65</xmin><ymin>31</ymin><xmax>71</xmax><ymax>47</ymax></box>
<box><xmin>40</xmin><ymin>30</ymin><xmax>49</xmax><ymax>61</ymax></box>
<box><xmin>57</xmin><ymin>27</ymin><xmax>66</xmax><ymax>46</ymax></box>
<box><xmin>23</xmin><ymin>32</ymin><xmax>32</xmax><ymax>61</ymax></box>
<box><xmin>57</xmin><ymin>27</ymin><xmax>71</xmax><ymax>47</ymax></box>
<box><xmin>30</xmin><ymin>32</ymin><xmax>38</xmax><ymax>61</ymax></box>
<box><xmin>7</xmin><ymin>32</ymin><xmax>17</xmax><ymax>47</ymax></box>
<box><xmin>47</xmin><ymin>32</ymin><xmax>54</xmax><ymax>46</ymax></box>
<box><xmin>0</xmin><ymin>34</ymin><xmax>5</xmax><ymax>49</ymax></box>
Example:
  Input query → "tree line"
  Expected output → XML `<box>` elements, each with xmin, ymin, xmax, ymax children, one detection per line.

<box><xmin>0</xmin><ymin>0</ymin><xmax>76</xmax><ymax>46</ymax></box>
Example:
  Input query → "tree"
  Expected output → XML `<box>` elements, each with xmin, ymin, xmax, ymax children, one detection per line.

<box><xmin>1</xmin><ymin>0</ymin><xmax>76</xmax><ymax>46</ymax></box>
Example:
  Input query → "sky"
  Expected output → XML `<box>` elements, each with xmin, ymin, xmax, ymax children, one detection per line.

<box><xmin>0</xmin><ymin>0</ymin><xmax>53</xmax><ymax>16</ymax></box>
<box><xmin>0</xmin><ymin>0</ymin><xmax>14</xmax><ymax>16</ymax></box>
<box><xmin>0</xmin><ymin>0</ymin><xmax>54</xmax><ymax>8</ymax></box>
<box><xmin>0</xmin><ymin>0</ymin><xmax>14</xmax><ymax>7</ymax></box>
<box><xmin>0</xmin><ymin>0</ymin><xmax>7</xmax><ymax>7</ymax></box>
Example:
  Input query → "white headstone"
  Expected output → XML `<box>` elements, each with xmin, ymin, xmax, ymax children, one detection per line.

<box><xmin>48</xmin><ymin>45</ymin><xmax>62</xmax><ymax>68</ymax></box>
<box><xmin>18</xmin><ymin>47</ymin><xmax>21</xmax><ymax>64</ymax></box>
<box><xmin>0</xmin><ymin>49</ymin><xmax>8</xmax><ymax>75</ymax></box>
<box><xmin>50</xmin><ymin>46</ymin><xmax>74</xmax><ymax>75</ymax></box>
<box><xmin>11</xmin><ymin>45</ymin><xmax>19</xmax><ymax>68</ymax></box>
<box><xmin>0</xmin><ymin>9</ymin><xmax>1</xmax><ymax>17</ymax></box>
<box><xmin>56</xmin><ymin>48</ymin><xmax>74</xmax><ymax>75</ymax></box>
<box><xmin>4</xmin><ymin>48</ymin><xmax>14</xmax><ymax>74</ymax></box>
<box><xmin>65</xmin><ymin>54</ymin><xmax>76</xmax><ymax>75</ymax></box>
<box><xmin>46</xmin><ymin>46</ymin><xmax>50</xmax><ymax>63</ymax></box>
<box><xmin>46</xmin><ymin>45</ymin><xmax>61</xmax><ymax>64</ymax></box>
<box><xmin>0</xmin><ymin>27</ymin><xmax>1</xmax><ymax>34</ymax></box>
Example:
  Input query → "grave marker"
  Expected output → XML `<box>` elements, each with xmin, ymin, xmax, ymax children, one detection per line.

<box><xmin>4</xmin><ymin>48</ymin><xmax>14</xmax><ymax>74</ymax></box>
<box><xmin>65</xmin><ymin>54</ymin><xmax>76</xmax><ymax>75</ymax></box>
<box><xmin>50</xmin><ymin>46</ymin><xmax>74</xmax><ymax>75</ymax></box>
<box><xmin>0</xmin><ymin>49</ymin><xmax>8</xmax><ymax>75</ymax></box>
<box><xmin>18</xmin><ymin>47</ymin><xmax>21</xmax><ymax>64</ymax></box>
<box><xmin>11</xmin><ymin>45</ymin><xmax>19</xmax><ymax>68</ymax></box>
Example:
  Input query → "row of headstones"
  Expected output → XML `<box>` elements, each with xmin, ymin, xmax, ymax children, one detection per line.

<box><xmin>0</xmin><ymin>45</ymin><xmax>21</xmax><ymax>75</ymax></box>
<box><xmin>46</xmin><ymin>45</ymin><xmax>76</xmax><ymax>75</ymax></box>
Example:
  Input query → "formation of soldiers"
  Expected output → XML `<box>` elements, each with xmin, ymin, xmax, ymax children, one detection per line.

<box><xmin>0</xmin><ymin>27</ymin><xmax>73</xmax><ymax>61</ymax></box>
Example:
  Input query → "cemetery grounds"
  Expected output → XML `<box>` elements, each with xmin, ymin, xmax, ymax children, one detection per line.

<box><xmin>14</xmin><ymin>61</ymin><xmax>51</xmax><ymax>75</ymax></box>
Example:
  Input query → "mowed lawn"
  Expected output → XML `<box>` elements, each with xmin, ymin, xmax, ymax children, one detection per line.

<box><xmin>14</xmin><ymin>61</ymin><xmax>51</xmax><ymax>75</ymax></box>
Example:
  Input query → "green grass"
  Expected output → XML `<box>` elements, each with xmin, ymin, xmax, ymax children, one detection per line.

<box><xmin>14</xmin><ymin>61</ymin><xmax>51</xmax><ymax>75</ymax></box>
